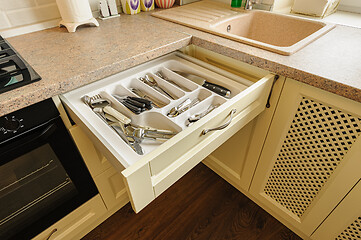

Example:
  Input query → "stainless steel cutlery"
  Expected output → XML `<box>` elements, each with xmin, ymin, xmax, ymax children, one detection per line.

<box><xmin>80</xmin><ymin>67</ymin><xmax>231</xmax><ymax>155</ymax></box>
<box><xmin>138</xmin><ymin>74</ymin><xmax>178</xmax><ymax>100</ymax></box>
<box><xmin>186</xmin><ymin>104</ymin><xmax>220</xmax><ymax>126</ymax></box>
<box><xmin>112</xmin><ymin>94</ymin><xmax>152</xmax><ymax>114</ymax></box>
<box><xmin>167</xmin><ymin>98</ymin><xmax>200</xmax><ymax>118</ymax></box>
<box><xmin>172</xmin><ymin>70</ymin><xmax>231</xmax><ymax>98</ymax></box>
<box><xmin>82</xmin><ymin>94</ymin><xmax>178</xmax><ymax>155</ymax></box>
<box><xmin>155</xmin><ymin>71</ymin><xmax>192</xmax><ymax>92</ymax></box>
<box><xmin>130</xmin><ymin>88</ymin><xmax>168</xmax><ymax>108</ymax></box>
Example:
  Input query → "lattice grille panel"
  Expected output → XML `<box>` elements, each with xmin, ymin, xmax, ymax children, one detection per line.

<box><xmin>336</xmin><ymin>217</ymin><xmax>361</xmax><ymax>240</ymax></box>
<box><xmin>264</xmin><ymin>98</ymin><xmax>361</xmax><ymax>217</ymax></box>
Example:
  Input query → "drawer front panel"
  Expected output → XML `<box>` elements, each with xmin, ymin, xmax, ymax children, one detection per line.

<box><xmin>153</xmin><ymin>100</ymin><xmax>265</xmax><ymax>196</ymax></box>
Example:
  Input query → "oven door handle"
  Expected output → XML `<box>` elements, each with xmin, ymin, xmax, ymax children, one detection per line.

<box><xmin>0</xmin><ymin>120</ymin><xmax>57</xmax><ymax>154</ymax></box>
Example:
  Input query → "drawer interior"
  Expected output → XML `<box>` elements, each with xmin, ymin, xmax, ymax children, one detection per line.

<box><xmin>61</xmin><ymin>53</ymin><xmax>253</xmax><ymax>168</ymax></box>
<box><xmin>60</xmin><ymin>51</ymin><xmax>274</xmax><ymax>212</ymax></box>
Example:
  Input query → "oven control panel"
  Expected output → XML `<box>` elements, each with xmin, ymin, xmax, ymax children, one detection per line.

<box><xmin>0</xmin><ymin>99</ymin><xmax>59</xmax><ymax>143</ymax></box>
<box><xmin>0</xmin><ymin>115</ymin><xmax>24</xmax><ymax>134</ymax></box>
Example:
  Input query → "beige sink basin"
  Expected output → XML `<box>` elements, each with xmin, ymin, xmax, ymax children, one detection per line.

<box><xmin>210</xmin><ymin>11</ymin><xmax>335</xmax><ymax>55</ymax></box>
<box><xmin>152</xmin><ymin>1</ymin><xmax>335</xmax><ymax>55</ymax></box>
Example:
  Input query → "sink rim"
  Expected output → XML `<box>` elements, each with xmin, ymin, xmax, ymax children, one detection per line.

<box><xmin>208</xmin><ymin>10</ymin><xmax>335</xmax><ymax>55</ymax></box>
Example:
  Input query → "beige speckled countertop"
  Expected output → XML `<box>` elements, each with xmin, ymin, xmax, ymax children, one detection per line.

<box><xmin>1</xmin><ymin>8</ymin><xmax>361</xmax><ymax>116</ymax></box>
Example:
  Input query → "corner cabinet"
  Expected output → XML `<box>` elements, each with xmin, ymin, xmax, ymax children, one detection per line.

<box><xmin>250</xmin><ymin>78</ymin><xmax>361</xmax><ymax>237</ymax></box>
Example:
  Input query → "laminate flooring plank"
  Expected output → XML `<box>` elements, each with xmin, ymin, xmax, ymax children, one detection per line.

<box><xmin>83</xmin><ymin>163</ymin><xmax>302</xmax><ymax>240</ymax></box>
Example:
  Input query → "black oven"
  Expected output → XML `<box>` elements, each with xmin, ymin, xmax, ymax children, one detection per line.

<box><xmin>0</xmin><ymin>99</ymin><xmax>98</xmax><ymax>240</ymax></box>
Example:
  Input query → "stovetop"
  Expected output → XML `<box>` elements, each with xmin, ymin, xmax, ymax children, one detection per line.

<box><xmin>0</xmin><ymin>35</ymin><xmax>41</xmax><ymax>94</ymax></box>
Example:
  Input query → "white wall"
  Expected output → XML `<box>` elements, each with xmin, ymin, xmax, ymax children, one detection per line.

<box><xmin>0</xmin><ymin>0</ymin><xmax>61</xmax><ymax>30</ymax></box>
<box><xmin>339</xmin><ymin>0</ymin><xmax>361</xmax><ymax>13</ymax></box>
<box><xmin>0</xmin><ymin>0</ymin><xmax>120</xmax><ymax>37</ymax></box>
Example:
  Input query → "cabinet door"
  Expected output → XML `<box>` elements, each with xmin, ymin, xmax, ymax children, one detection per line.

<box><xmin>94</xmin><ymin>166</ymin><xmax>129</xmax><ymax>211</ymax></box>
<box><xmin>203</xmin><ymin>74</ymin><xmax>284</xmax><ymax>191</ymax></box>
<box><xmin>311</xmin><ymin>180</ymin><xmax>361</xmax><ymax>240</ymax></box>
<box><xmin>250</xmin><ymin>78</ymin><xmax>361</xmax><ymax>236</ymax></box>
<box><xmin>68</xmin><ymin>125</ymin><xmax>129</xmax><ymax>211</ymax></box>
<box><xmin>69</xmin><ymin>126</ymin><xmax>111</xmax><ymax>177</ymax></box>
<box><xmin>32</xmin><ymin>195</ymin><xmax>107</xmax><ymax>240</ymax></box>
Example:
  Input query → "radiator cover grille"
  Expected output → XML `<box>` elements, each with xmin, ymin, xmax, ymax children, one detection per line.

<box><xmin>264</xmin><ymin>98</ymin><xmax>361</xmax><ymax>217</ymax></box>
<box><xmin>337</xmin><ymin>216</ymin><xmax>361</xmax><ymax>240</ymax></box>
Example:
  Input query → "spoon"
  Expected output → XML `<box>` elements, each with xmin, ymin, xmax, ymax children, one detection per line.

<box><xmin>144</xmin><ymin>74</ymin><xmax>177</xmax><ymax>100</ymax></box>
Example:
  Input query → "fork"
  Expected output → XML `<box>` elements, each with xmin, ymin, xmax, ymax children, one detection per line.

<box><xmin>130</xmin><ymin>88</ymin><xmax>167</xmax><ymax>108</ymax></box>
<box><xmin>88</xmin><ymin>94</ymin><xmax>131</xmax><ymax>125</ymax></box>
<box><xmin>155</xmin><ymin>71</ymin><xmax>192</xmax><ymax>92</ymax></box>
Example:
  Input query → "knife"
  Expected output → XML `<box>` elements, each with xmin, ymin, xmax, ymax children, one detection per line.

<box><xmin>173</xmin><ymin>71</ymin><xmax>231</xmax><ymax>98</ymax></box>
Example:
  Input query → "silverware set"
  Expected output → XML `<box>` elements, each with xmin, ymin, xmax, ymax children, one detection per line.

<box><xmin>167</xmin><ymin>98</ymin><xmax>200</xmax><ymax>118</ymax></box>
<box><xmin>130</xmin><ymin>88</ymin><xmax>168</xmax><ymax>108</ymax></box>
<box><xmin>138</xmin><ymin>74</ymin><xmax>178</xmax><ymax>100</ymax></box>
<box><xmin>81</xmin><ymin>69</ymin><xmax>229</xmax><ymax>154</ymax></box>
<box><xmin>82</xmin><ymin>94</ymin><xmax>178</xmax><ymax>155</ymax></box>
<box><xmin>185</xmin><ymin>104</ymin><xmax>220</xmax><ymax>127</ymax></box>
<box><xmin>155</xmin><ymin>71</ymin><xmax>192</xmax><ymax>92</ymax></box>
<box><xmin>112</xmin><ymin>94</ymin><xmax>152</xmax><ymax>114</ymax></box>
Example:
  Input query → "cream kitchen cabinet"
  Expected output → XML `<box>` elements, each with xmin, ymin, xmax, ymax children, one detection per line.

<box><xmin>69</xmin><ymin>125</ymin><xmax>129</xmax><ymax>212</ymax></box>
<box><xmin>61</xmin><ymin>50</ymin><xmax>276</xmax><ymax>213</ymax></box>
<box><xmin>180</xmin><ymin>46</ymin><xmax>286</xmax><ymax>192</ymax></box>
<box><xmin>250</xmin><ymin>78</ymin><xmax>361</xmax><ymax>238</ymax></box>
<box><xmin>32</xmin><ymin>195</ymin><xmax>107</xmax><ymax>240</ymax></box>
<box><xmin>311</xmin><ymin>179</ymin><xmax>361</xmax><ymax>240</ymax></box>
<box><xmin>57</xmin><ymin>97</ymin><xmax>130</xmax><ymax>213</ymax></box>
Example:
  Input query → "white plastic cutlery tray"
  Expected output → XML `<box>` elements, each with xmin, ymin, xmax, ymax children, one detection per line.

<box><xmin>61</xmin><ymin>52</ymin><xmax>275</xmax><ymax>212</ymax></box>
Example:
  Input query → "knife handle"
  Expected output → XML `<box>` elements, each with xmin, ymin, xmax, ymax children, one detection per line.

<box><xmin>103</xmin><ymin>106</ymin><xmax>131</xmax><ymax>124</ymax></box>
<box><xmin>125</xmin><ymin>98</ymin><xmax>146</xmax><ymax>108</ymax></box>
<box><xmin>122</xmin><ymin>101</ymin><xmax>142</xmax><ymax>114</ymax></box>
<box><xmin>202</xmin><ymin>82</ymin><xmax>231</xmax><ymax>98</ymax></box>
<box><xmin>128</xmin><ymin>97</ymin><xmax>153</xmax><ymax>110</ymax></box>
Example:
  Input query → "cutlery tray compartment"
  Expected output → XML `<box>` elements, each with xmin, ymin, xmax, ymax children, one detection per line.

<box><xmin>61</xmin><ymin>52</ymin><xmax>275</xmax><ymax>212</ymax></box>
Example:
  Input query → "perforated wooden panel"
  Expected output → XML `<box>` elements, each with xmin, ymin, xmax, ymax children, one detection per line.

<box><xmin>336</xmin><ymin>217</ymin><xmax>361</xmax><ymax>240</ymax></box>
<box><xmin>264</xmin><ymin>98</ymin><xmax>361</xmax><ymax>217</ymax></box>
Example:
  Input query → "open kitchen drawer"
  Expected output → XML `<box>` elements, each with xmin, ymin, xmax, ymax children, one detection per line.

<box><xmin>60</xmin><ymin>52</ymin><xmax>275</xmax><ymax>212</ymax></box>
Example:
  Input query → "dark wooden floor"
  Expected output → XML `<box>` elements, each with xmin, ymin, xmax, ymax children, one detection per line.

<box><xmin>83</xmin><ymin>163</ymin><xmax>302</xmax><ymax>240</ymax></box>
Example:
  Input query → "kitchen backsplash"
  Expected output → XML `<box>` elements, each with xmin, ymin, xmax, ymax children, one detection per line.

<box><xmin>0</xmin><ymin>0</ymin><xmax>120</xmax><ymax>36</ymax></box>
<box><xmin>0</xmin><ymin>0</ymin><xmax>60</xmax><ymax>30</ymax></box>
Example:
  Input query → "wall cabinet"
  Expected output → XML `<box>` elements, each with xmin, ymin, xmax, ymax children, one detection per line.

<box><xmin>249</xmin><ymin>78</ymin><xmax>361</xmax><ymax>237</ymax></box>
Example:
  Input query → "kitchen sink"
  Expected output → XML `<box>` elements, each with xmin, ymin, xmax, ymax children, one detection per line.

<box><xmin>209</xmin><ymin>11</ymin><xmax>335</xmax><ymax>55</ymax></box>
<box><xmin>152</xmin><ymin>1</ymin><xmax>335</xmax><ymax>55</ymax></box>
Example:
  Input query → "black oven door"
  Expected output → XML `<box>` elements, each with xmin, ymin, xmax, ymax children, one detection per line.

<box><xmin>0</xmin><ymin>115</ymin><xmax>98</xmax><ymax>240</ymax></box>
